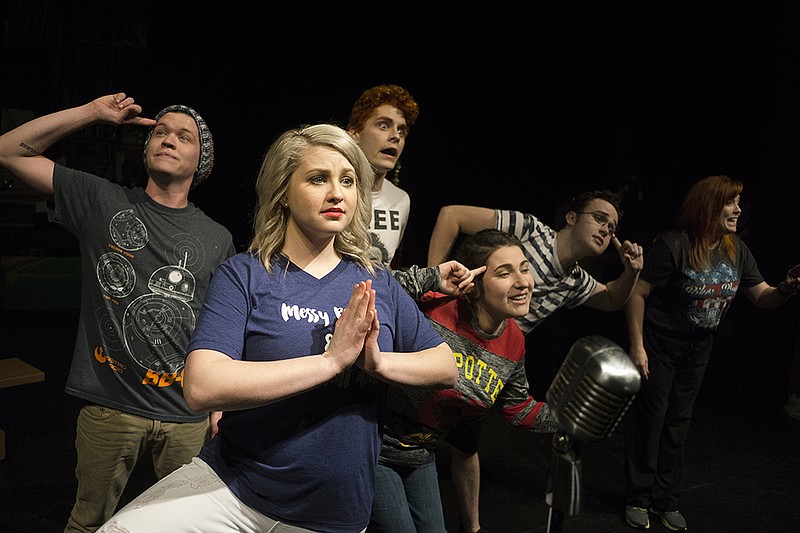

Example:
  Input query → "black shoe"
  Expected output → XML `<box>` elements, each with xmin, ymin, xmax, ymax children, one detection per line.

<box><xmin>624</xmin><ymin>506</ymin><xmax>650</xmax><ymax>529</ymax></box>
<box><xmin>652</xmin><ymin>509</ymin><xmax>687</xmax><ymax>531</ymax></box>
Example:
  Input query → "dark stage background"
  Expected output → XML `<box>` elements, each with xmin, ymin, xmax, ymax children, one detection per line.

<box><xmin>2</xmin><ymin>1</ymin><xmax>799</xmax><ymax>400</ymax></box>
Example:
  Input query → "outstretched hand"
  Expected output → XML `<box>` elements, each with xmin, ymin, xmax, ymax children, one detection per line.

<box><xmin>782</xmin><ymin>262</ymin><xmax>800</xmax><ymax>294</ymax></box>
<box><xmin>613</xmin><ymin>236</ymin><xmax>644</xmax><ymax>272</ymax></box>
<box><xmin>438</xmin><ymin>260</ymin><xmax>487</xmax><ymax>296</ymax></box>
<box><xmin>90</xmin><ymin>93</ymin><xmax>157</xmax><ymax>128</ymax></box>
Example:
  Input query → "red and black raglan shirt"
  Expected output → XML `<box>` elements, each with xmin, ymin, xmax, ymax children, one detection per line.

<box><xmin>379</xmin><ymin>290</ymin><xmax>557</xmax><ymax>468</ymax></box>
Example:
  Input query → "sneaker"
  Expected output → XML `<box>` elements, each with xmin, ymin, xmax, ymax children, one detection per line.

<box><xmin>624</xmin><ymin>506</ymin><xmax>650</xmax><ymax>529</ymax></box>
<box><xmin>653</xmin><ymin>509</ymin><xmax>687</xmax><ymax>531</ymax></box>
<box><xmin>456</xmin><ymin>527</ymin><xmax>489</xmax><ymax>533</ymax></box>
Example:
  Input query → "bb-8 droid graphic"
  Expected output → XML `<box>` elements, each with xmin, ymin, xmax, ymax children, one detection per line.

<box><xmin>122</xmin><ymin>258</ymin><xmax>196</xmax><ymax>374</ymax></box>
<box><xmin>96</xmin><ymin>209</ymin><xmax>203</xmax><ymax>374</ymax></box>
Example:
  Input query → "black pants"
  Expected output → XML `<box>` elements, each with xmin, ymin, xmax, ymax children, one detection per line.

<box><xmin>624</xmin><ymin>326</ymin><xmax>713</xmax><ymax>511</ymax></box>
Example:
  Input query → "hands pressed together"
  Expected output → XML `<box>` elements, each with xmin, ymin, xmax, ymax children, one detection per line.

<box><xmin>323</xmin><ymin>261</ymin><xmax>487</xmax><ymax>377</ymax></box>
<box><xmin>324</xmin><ymin>280</ymin><xmax>381</xmax><ymax>375</ymax></box>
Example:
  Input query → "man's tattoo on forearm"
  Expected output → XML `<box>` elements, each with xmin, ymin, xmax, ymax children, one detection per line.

<box><xmin>20</xmin><ymin>142</ymin><xmax>41</xmax><ymax>155</ymax></box>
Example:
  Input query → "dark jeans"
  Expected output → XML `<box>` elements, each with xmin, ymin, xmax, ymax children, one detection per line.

<box><xmin>368</xmin><ymin>456</ymin><xmax>446</xmax><ymax>533</ymax></box>
<box><xmin>624</xmin><ymin>326</ymin><xmax>713</xmax><ymax>511</ymax></box>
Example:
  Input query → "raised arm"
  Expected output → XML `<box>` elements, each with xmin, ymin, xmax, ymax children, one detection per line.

<box><xmin>0</xmin><ymin>93</ymin><xmax>155</xmax><ymax>196</ymax></box>
<box><xmin>392</xmin><ymin>261</ymin><xmax>485</xmax><ymax>300</ymax></box>
<box><xmin>584</xmin><ymin>236</ymin><xmax>644</xmax><ymax>311</ymax></box>
<box><xmin>427</xmin><ymin>205</ymin><xmax>497</xmax><ymax>266</ymax></box>
<box><xmin>391</xmin><ymin>265</ymin><xmax>442</xmax><ymax>300</ymax></box>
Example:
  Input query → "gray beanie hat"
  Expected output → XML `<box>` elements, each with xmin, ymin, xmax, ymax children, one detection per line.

<box><xmin>143</xmin><ymin>105</ymin><xmax>214</xmax><ymax>189</ymax></box>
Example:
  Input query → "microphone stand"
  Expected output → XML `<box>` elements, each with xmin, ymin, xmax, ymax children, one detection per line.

<box><xmin>545</xmin><ymin>432</ymin><xmax>582</xmax><ymax>533</ymax></box>
<box><xmin>543</xmin><ymin>336</ymin><xmax>641</xmax><ymax>532</ymax></box>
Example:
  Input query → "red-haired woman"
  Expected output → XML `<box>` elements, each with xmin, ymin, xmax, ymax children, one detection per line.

<box><xmin>623</xmin><ymin>175</ymin><xmax>799</xmax><ymax>531</ymax></box>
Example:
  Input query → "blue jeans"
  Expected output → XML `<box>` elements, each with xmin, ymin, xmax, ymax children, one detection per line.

<box><xmin>369</xmin><ymin>456</ymin><xmax>446</xmax><ymax>533</ymax></box>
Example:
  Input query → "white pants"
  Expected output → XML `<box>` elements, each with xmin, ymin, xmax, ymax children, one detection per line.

<box><xmin>97</xmin><ymin>457</ymin><xmax>321</xmax><ymax>533</ymax></box>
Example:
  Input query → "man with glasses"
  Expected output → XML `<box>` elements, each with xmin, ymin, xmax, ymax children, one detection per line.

<box><xmin>427</xmin><ymin>190</ymin><xmax>644</xmax><ymax>533</ymax></box>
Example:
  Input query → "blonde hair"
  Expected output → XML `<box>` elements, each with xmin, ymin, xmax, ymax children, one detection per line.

<box><xmin>248</xmin><ymin>124</ymin><xmax>377</xmax><ymax>274</ymax></box>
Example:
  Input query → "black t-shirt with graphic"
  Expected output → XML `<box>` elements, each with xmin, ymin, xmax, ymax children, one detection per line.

<box><xmin>641</xmin><ymin>231</ymin><xmax>763</xmax><ymax>335</ymax></box>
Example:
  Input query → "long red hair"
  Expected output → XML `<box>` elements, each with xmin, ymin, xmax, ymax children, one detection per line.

<box><xmin>675</xmin><ymin>175</ymin><xmax>743</xmax><ymax>271</ymax></box>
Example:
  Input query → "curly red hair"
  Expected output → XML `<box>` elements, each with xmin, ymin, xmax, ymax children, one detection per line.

<box><xmin>347</xmin><ymin>84</ymin><xmax>420</xmax><ymax>132</ymax></box>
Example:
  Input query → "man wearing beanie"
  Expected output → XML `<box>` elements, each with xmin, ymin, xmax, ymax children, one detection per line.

<box><xmin>0</xmin><ymin>93</ymin><xmax>235</xmax><ymax>533</ymax></box>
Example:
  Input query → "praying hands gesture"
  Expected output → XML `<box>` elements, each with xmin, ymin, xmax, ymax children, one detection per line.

<box><xmin>326</xmin><ymin>280</ymin><xmax>377</xmax><ymax>374</ymax></box>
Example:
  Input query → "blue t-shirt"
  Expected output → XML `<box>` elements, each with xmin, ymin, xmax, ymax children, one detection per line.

<box><xmin>188</xmin><ymin>252</ymin><xmax>444</xmax><ymax>533</ymax></box>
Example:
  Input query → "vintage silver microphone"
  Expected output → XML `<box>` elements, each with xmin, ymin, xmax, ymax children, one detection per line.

<box><xmin>544</xmin><ymin>335</ymin><xmax>642</xmax><ymax>532</ymax></box>
<box><xmin>547</xmin><ymin>335</ymin><xmax>642</xmax><ymax>442</ymax></box>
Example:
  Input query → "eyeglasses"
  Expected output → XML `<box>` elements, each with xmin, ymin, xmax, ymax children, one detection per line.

<box><xmin>576</xmin><ymin>211</ymin><xmax>617</xmax><ymax>234</ymax></box>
